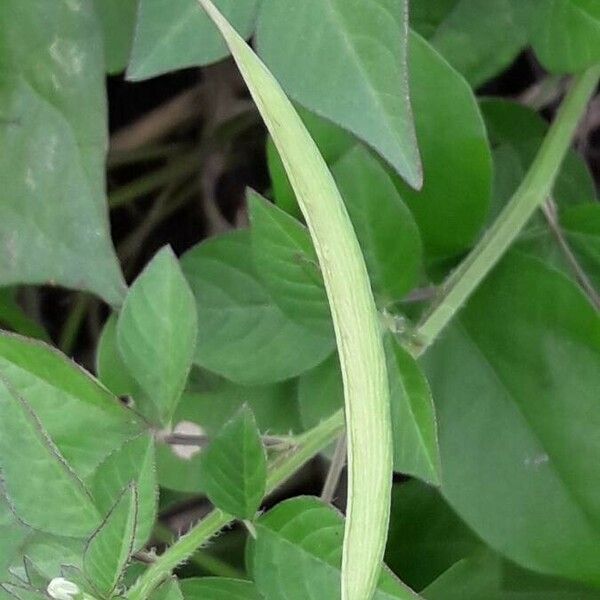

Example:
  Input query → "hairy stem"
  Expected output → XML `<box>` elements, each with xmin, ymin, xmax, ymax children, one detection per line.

<box><xmin>153</xmin><ymin>523</ymin><xmax>245</xmax><ymax>580</ymax></box>
<box><xmin>417</xmin><ymin>66</ymin><xmax>600</xmax><ymax>351</ymax></box>
<box><xmin>127</xmin><ymin>411</ymin><xmax>345</xmax><ymax>600</ymax></box>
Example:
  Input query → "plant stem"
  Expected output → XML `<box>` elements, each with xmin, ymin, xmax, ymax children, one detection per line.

<box><xmin>416</xmin><ymin>65</ymin><xmax>600</xmax><ymax>351</ymax></box>
<box><xmin>153</xmin><ymin>523</ymin><xmax>245</xmax><ymax>579</ymax></box>
<box><xmin>161</xmin><ymin>432</ymin><xmax>297</xmax><ymax>449</ymax></box>
<box><xmin>127</xmin><ymin>411</ymin><xmax>345</xmax><ymax>600</ymax></box>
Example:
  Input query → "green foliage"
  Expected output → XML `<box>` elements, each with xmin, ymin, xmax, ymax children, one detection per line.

<box><xmin>515</xmin><ymin>0</ymin><xmax>600</xmax><ymax>73</ymax></box>
<box><xmin>128</xmin><ymin>0</ymin><xmax>260</xmax><ymax>80</ymax></box>
<box><xmin>256</xmin><ymin>0</ymin><xmax>422</xmax><ymax>188</ymax></box>
<box><xmin>296</xmin><ymin>340</ymin><xmax>441</xmax><ymax>485</ymax></box>
<box><xmin>117</xmin><ymin>247</ymin><xmax>198</xmax><ymax>425</ymax></box>
<box><xmin>84</xmin><ymin>484</ymin><xmax>138</xmax><ymax>597</ymax></box>
<box><xmin>93</xmin><ymin>0</ymin><xmax>137</xmax><ymax>74</ymax></box>
<box><xmin>251</xmin><ymin>497</ymin><xmax>421</xmax><ymax>599</ymax></box>
<box><xmin>149</xmin><ymin>579</ymin><xmax>183</xmax><ymax>600</ymax></box>
<box><xmin>180</xmin><ymin>577</ymin><xmax>261</xmax><ymax>599</ymax></box>
<box><xmin>0</xmin><ymin>0</ymin><xmax>125</xmax><ymax>306</ymax></box>
<box><xmin>332</xmin><ymin>147</ymin><xmax>423</xmax><ymax>303</ymax></box>
<box><xmin>384</xmin><ymin>337</ymin><xmax>441</xmax><ymax>485</ymax></box>
<box><xmin>267</xmin><ymin>107</ymin><xmax>355</xmax><ymax>219</ymax></box>
<box><xmin>0</xmin><ymin>377</ymin><xmax>100</xmax><ymax>538</ymax></box>
<box><xmin>91</xmin><ymin>435</ymin><xmax>157</xmax><ymax>551</ymax></box>
<box><xmin>181</xmin><ymin>231</ymin><xmax>334</xmax><ymax>384</ymax></box>
<box><xmin>248</xmin><ymin>191</ymin><xmax>331</xmax><ymax>334</ymax></box>
<box><xmin>410</xmin><ymin>0</ymin><xmax>526</xmax><ymax>87</ymax></box>
<box><xmin>424</xmin><ymin>251</ymin><xmax>600</xmax><ymax>585</ymax></box>
<box><xmin>199</xmin><ymin>406</ymin><xmax>267</xmax><ymax>520</ymax></box>
<box><xmin>481</xmin><ymin>98</ymin><xmax>596</xmax><ymax>221</ymax></box>
<box><xmin>394</xmin><ymin>32</ymin><xmax>492</xmax><ymax>258</ymax></box>
<box><xmin>385</xmin><ymin>481</ymin><xmax>484</xmax><ymax>591</ymax></box>
<box><xmin>156</xmin><ymin>379</ymin><xmax>300</xmax><ymax>493</ymax></box>
<box><xmin>0</xmin><ymin>290</ymin><xmax>50</xmax><ymax>342</ymax></box>
<box><xmin>0</xmin><ymin>333</ymin><xmax>143</xmax><ymax>478</ymax></box>
<box><xmin>2</xmin><ymin>2</ymin><xmax>600</xmax><ymax>600</ymax></box>
<box><xmin>422</xmin><ymin>552</ymin><xmax>600</xmax><ymax>599</ymax></box>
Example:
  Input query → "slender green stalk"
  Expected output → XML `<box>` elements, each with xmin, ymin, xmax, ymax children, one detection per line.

<box><xmin>196</xmin><ymin>3</ymin><xmax>393</xmax><ymax>600</ymax></box>
<box><xmin>153</xmin><ymin>523</ymin><xmax>245</xmax><ymax>580</ymax></box>
<box><xmin>127</xmin><ymin>412</ymin><xmax>345</xmax><ymax>600</ymax></box>
<box><xmin>417</xmin><ymin>65</ymin><xmax>600</xmax><ymax>351</ymax></box>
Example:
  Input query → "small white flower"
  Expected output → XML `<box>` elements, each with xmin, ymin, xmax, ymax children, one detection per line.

<box><xmin>47</xmin><ymin>578</ymin><xmax>80</xmax><ymax>600</ymax></box>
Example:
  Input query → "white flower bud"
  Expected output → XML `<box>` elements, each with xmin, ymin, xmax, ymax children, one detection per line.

<box><xmin>47</xmin><ymin>578</ymin><xmax>80</xmax><ymax>600</ymax></box>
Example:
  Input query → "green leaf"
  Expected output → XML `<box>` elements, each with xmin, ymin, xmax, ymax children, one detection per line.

<box><xmin>264</xmin><ymin>144</ymin><xmax>424</xmax><ymax>307</ymax></box>
<box><xmin>518</xmin><ymin>203</ymin><xmax>600</xmax><ymax>297</ymax></box>
<box><xmin>128</xmin><ymin>0</ymin><xmax>260</xmax><ymax>80</ymax></box>
<box><xmin>84</xmin><ymin>484</ymin><xmax>138</xmax><ymax>597</ymax></box>
<box><xmin>0</xmin><ymin>290</ymin><xmax>49</xmax><ymax>342</ymax></box>
<box><xmin>0</xmin><ymin>377</ymin><xmax>100</xmax><ymax>537</ymax></box>
<box><xmin>557</xmin><ymin>205</ymin><xmax>600</xmax><ymax>291</ymax></box>
<box><xmin>0</xmin><ymin>0</ymin><xmax>125</xmax><ymax>306</ymax></box>
<box><xmin>91</xmin><ymin>435</ymin><xmax>157</xmax><ymax>551</ymax></box>
<box><xmin>297</xmin><ymin>354</ymin><xmax>344</xmax><ymax>433</ymax></box>
<box><xmin>298</xmin><ymin>344</ymin><xmax>440</xmax><ymax>486</ymax></box>
<box><xmin>157</xmin><ymin>380</ymin><xmax>300</xmax><ymax>493</ymax></box>
<box><xmin>14</xmin><ymin>534</ymin><xmax>84</xmax><ymax>582</ymax></box>
<box><xmin>199</xmin><ymin>406</ymin><xmax>267</xmax><ymax>520</ymax></box>
<box><xmin>150</xmin><ymin>579</ymin><xmax>183</xmax><ymax>600</ymax></box>
<box><xmin>410</xmin><ymin>0</ymin><xmax>526</xmax><ymax>87</ymax></box>
<box><xmin>423</xmin><ymin>552</ymin><xmax>600</xmax><ymax>599</ymax></box>
<box><xmin>248</xmin><ymin>191</ymin><xmax>331</xmax><ymax>334</ymax></box>
<box><xmin>385</xmin><ymin>337</ymin><xmax>441</xmax><ymax>486</ymax></box>
<box><xmin>423</xmin><ymin>251</ymin><xmax>600</xmax><ymax>585</ymax></box>
<box><xmin>181</xmin><ymin>230</ymin><xmax>335</xmax><ymax>385</ymax></box>
<box><xmin>117</xmin><ymin>246</ymin><xmax>198</xmax><ymax>426</ymax></box>
<box><xmin>0</xmin><ymin>497</ymin><xmax>30</xmax><ymax>590</ymax></box>
<box><xmin>256</xmin><ymin>0</ymin><xmax>422</xmax><ymax>188</ymax></box>
<box><xmin>0</xmin><ymin>332</ymin><xmax>143</xmax><ymax>479</ymax></box>
<box><xmin>252</xmin><ymin>497</ymin><xmax>421</xmax><ymax>600</ymax></box>
<box><xmin>515</xmin><ymin>0</ymin><xmax>600</xmax><ymax>73</ymax></box>
<box><xmin>1</xmin><ymin>584</ymin><xmax>46</xmax><ymax>600</ymax></box>
<box><xmin>93</xmin><ymin>0</ymin><xmax>137</xmax><ymax>74</ymax></box>
<box><xmin>385</xmin><ymin>481</ymin><xmax>484</xmax><ymax>591</ymax></box>
<box><xmin>481</xmin><ymin>98</ymin><xmax>596</xmax><ymax>222</ymax></box>
<box><xmin>267</xmin><ymin>107</ymin><xmax>355</xmax><ymax>219</ymax></box>
<box><xmin>392</xmin><ymin>33</ymin><xmax>492</xmax><ymax>258</ymax></box>
<box><xmin>20</xmin><ymin>558</ymin><xmax>47</xmax><ymax>591</ymax></box>
<box><xmin>333</xmin><ymin>146</ymin><xmax>423</xmax><ymax>303</ymax></box>
<box><xmin>180</xmin><ymin>577</ymin><xmax>261</xmax><ymax>599</ymax></box>
<box><xmin>96</xmin><ymin>314</ymin><xmax>145</xmax><ymax>404</ymax></box>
